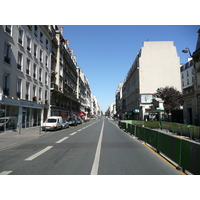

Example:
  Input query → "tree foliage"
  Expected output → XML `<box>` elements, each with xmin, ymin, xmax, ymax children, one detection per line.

<box><xmin>153</xmin><ymin>86</ymin><xmax>183</xmax><ymax>113</ymax></box>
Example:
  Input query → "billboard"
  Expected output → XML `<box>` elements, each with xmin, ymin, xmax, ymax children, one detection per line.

<box><xmin>141</xmin><ymin>94</ymin><xmax>153</xmax><ymax>103</ymax></box>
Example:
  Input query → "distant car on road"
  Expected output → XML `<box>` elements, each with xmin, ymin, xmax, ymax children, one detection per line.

<box><xmin>77</xmin><ymin>118</ymin><xmax>82</xmax><ymax>124</ymax></box>
<box><xmin>68</xmin><ymin>118</ymin><xmax>77</xmax><ymax>126</ymax></box>
<box><xmin>61</xmin><ymin>120</ymin><xmax>70</xmax><ymax>129</ymax></box>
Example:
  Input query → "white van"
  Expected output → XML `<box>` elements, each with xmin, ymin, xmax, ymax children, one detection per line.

<box><xmin>41</xmin><ymin>116</ymin><xmax>63</xmax><ymax>131</ymax></box>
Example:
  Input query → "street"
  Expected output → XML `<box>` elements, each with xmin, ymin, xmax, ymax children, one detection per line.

<box><xmin>0</xmin><ymin>118</ymin><xmax>182</xmax><ymax>175</ymax></box>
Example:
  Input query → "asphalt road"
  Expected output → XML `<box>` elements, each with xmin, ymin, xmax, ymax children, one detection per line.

<box><xmin>0</xmin><ymin>118</ymin><xmax>182</xmax><ymax>175</ymax></box>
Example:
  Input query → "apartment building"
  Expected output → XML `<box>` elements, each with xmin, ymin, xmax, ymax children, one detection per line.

<box><xmin>50</xmin><ymin>26</ymin><xmax>80</xmax><ymax>120</ymax></box>
<box><xmin>180</xmin><ymin>58</ymin><xmax>196</xmax><ymax>124</ymax></box>
<box><xmin>77</xmin><ymin>67</ymin><xmax>88</xmax><ymax>118</ymax></box>
<box><xmin>192</xmin><ymin>29</ymin><xmax>200</xmax><ymax>125</ymax></box>
<box><xmin>105</xmin><ymin>102</ymin><xmax>116</xmax><ymax>118</ymax></box>
<box><xmin>0</xmin><ymin>25</ymin><xmax>100</xmax><ymax>132</ymax></box>
<box><xmin>0</xmin><ymin>25</ymin><xmax>52</xmax><ymax>132</ymax></box>
<box><xmin>115</xmin><ymin>82</ymin><xmax>123</xmax><ymax>119</ymax></box>
<box><xmin>121</xmin><ymin>41</ymin><xmax>182</xmax><ymax>120</ymax></box>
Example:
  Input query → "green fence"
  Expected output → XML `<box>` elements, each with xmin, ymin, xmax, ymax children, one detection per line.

<box><xmin>119</xmin><ymin>120</ymin><xmax>200</xmax><ymax>175</ymax></box>
<box><xmin>119</xmin><ymin>120</ymin><xmax>200</xmax><ymax>140</ymax></box>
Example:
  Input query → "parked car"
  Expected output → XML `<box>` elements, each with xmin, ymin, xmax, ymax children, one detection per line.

<box><xmin>0</xmin><ymin>117</ymin><xmax>17</xmax><ymax>131</ymax></box>
<box><xmin>68</xmin><ymin>118</ymin><xmax>77</xmax><ymax>126</ymax></box>
<box><xmin>61</xmin><ymin>120</ymin><xmax>69</xmax><ymax>129</ymax></box>
<box><xmin>77</xmin><ymin>118</ymin><xmax>82</xmax><ymax>124</ymax></box>
<box><xmin>42</xmin><ymin>116</ymin><xmax>63</xmax><ymax>131</ymax></box>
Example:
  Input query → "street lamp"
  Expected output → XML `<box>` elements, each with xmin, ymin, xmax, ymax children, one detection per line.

<box><xmin>182</xmin><ymin>47</ymin><xmax>192</xmax><ymax>57</ymax></box>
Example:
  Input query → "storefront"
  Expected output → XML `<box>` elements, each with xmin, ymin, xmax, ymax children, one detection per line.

<box><xmin>0</xmin><ymin>96</ymin><xmax>44</xmax><ymax>133</ymax></box>
<box><xmin>50</xmin><ymin>107</ymin><xmax>70</xmax><ymax>120</ymax></box>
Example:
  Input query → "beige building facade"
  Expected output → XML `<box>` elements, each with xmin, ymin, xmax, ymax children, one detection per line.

<box><xmin>122</xmin><ymin>41</ymin><xmax>182</xmax><ymax>120</ymax></box>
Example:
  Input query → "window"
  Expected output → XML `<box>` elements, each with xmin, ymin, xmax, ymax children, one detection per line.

<box><xmin>59</xmin><ymin>64</ymin><xmax>63</xmax><ymax>76</ymax></box>
<box><xmin>26</xmin><ymin>82</ymin><xmax>30</xmax><ymax>100</ymax></box>
<box><xmin>4</xmin><ymin>43</ymin><xmax>11</xmax><ymax>64</ymax></box>
<box><xmin>33</xmin><ymin>64</ymin><xmax>37</xmax><ymax>79</ymax></box>
<box><xmin>34</xmin><ymin>44</ymin><xmax>37</xmax><ymax>57</ymax></box>
<box><xmin>40</xmin><ymin>32</ymin><xmax>43</xmax><ymax>43</ymax></box>
<box><xmin>5</xmin><ymin>25</ymin><xmax>12</xmax><ymax>35</ymax></box>
<box><xmin>27</xmin><ymin>36</ymin><xmax>31</xmax><ymax>52</ymax></box>
<box><xmin>45</xmin><ymin>90</ymin><xmax>47</xmax><ymax>100</ymax></box>
<box><xmin>3</xmin><ymin>73</ymin><xmax>9</xmax><ymax>96</ymax></box>
<box><xmin>60</xmin><ymin>53</ymin><xmax>63</xmax><ymax>62</ymax></box>
<box><xmin>33</xmin><ymin>85</ymin><xmax>37</xmax><ymax>101</ymax></box>
<box><xmin>17</xmin><ymin>52</ymin><xmax>23</xmax><ymax>71</ymax></box>
<box><xmin>40</xmin><ymin>50</ymin><xmax>43</xmax><ymax>63</ymax></box>
<box><xmin>45</xmin><ymin>72</ymin><xmax>48</xmax><ymax>85</ymax></box>
<box><xmin>46</xmin><ymin>39</ymin><xmax>48</xmax><ymax>50</ymax></box>
<box><xmin>17</xmin><ymin>79</ymin><xmax>22</xmax><ymax>99</ymax></box>
<box><xmin>18</xmin><ymin>28</ymin><xmax>23</xmax><ymax>45</ymax></box>
<box><xmin>26</xmin><ymin>59</ymin><xmax>31</xmax><ymax>75</ymax></box>
<box><xmin>39</xmin><ymin>88</ymin><xmax>42</xmax><ymax>100</ymax></box>
<box><xmin>34</xmin><ymin>25</ymin><xmax>38</xmax><ymax>37</ymax></box>
<box><xmin>39</xmin><ymin>68</ymin><xmax>42</xmax><ymax>82</ymax></box>
<box><xmin>27</xmin><ymin>25</ymin><xmax>32</xmax><ymax>31</ymax></box>
<box><xmin>45</xmin><ymin>55</ymin><xmax>48</xmax><ymax>67</ymax></box>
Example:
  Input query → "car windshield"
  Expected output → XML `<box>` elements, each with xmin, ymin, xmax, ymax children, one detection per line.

<box><xmin>63</xmin><ymin>120</ymin><xmax>66</xmax><ymax>123</ymax></box>
<box><xmin>0</xmin><ymin>119</ymin><xmax>8</xmax><ymax>123</ymax></box>
<box><xmin>47</xmin><ymin>119</ymin><xmax>57</xmax><ymax>123</ymax></box>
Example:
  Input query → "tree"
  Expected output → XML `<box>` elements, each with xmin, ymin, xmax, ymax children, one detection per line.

<box><xmin>153</xmin><ymin>86</ymin><xmax>183</xmax><ymax>115</ymax></box>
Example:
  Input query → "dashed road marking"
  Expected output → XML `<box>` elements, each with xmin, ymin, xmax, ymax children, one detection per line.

<box><xmin>25</xmin><ymin>146</ymin><xmax>53</xmax><ymax>161</ymax></box>
<box><xmin>0</xmin><ymin>171</ymin><xmax>13</xmax><ymax>175</ymax></box>
<box><xmin>56</xmin><ymin>137</ymin><xmax>69</xmax><ymax>143</ymax></box>
<box><xmin>70</xmin><ymin>132</ymin><xmax>77</xmax><ymax>136</ymax></box>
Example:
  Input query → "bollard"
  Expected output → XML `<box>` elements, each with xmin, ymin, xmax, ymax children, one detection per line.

<box><xmin>19</xmin><ymin>121</ymin><xmax>22</xmax><ymax>135</ymax></box>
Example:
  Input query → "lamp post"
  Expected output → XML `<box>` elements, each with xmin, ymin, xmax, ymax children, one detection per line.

<box><xmin>182</xmin><ymin>47</ymin><xmax>192</xmax><ymax>57</ymax></box>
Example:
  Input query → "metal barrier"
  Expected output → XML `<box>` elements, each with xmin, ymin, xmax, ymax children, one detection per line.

<box><xmin>119</xmin><ymin>120</ymin><xmax>200</xmax><ymax>174</ymax></box>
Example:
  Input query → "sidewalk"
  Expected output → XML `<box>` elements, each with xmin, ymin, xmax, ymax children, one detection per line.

<box><xmin>0</xmin><ymin>127</ymin><xmax>47</xmax><ymax>151</ymax></box>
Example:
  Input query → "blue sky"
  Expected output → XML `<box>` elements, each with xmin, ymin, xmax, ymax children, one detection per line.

<box><xmin>60</xmin><ymin>25</ymin><xmax>200</xmax><ymax>113</ymax></box>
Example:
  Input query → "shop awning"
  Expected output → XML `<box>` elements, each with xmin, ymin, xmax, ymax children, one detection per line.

<box><xmin>79</xmin><ymin>112</ymin><xmax>86</xmax><ymax>116</ymax></box>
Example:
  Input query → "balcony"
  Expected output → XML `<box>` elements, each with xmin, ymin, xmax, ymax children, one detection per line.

<box><xmin>51</xmin><ymin>83</ymin><xmax>58</xmax><ymax>90</ymax></box>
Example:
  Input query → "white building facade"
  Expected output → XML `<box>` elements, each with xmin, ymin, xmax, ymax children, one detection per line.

<box><xmin>0</xmin><ymin>25</ymin><xmax>52</xmax><ymax>132</ymax></box>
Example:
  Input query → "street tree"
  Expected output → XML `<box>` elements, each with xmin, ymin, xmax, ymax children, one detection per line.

<box><xmin>153</xmin><ymin>86</ymin><xmax>183</xmax><ymax>118</ymax></box>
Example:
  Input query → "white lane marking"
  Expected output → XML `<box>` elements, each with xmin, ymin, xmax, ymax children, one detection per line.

<box><xmin>70</xmin><ymin>132</ymin><xmax>77</xmax><ymax>136</ymax></box>
<box><xmin>56</xmin><ymin>137</ymin><xmax>69</xmax><ymax>143</ymax></box>
<box><xmin>0</xmin><ymin>171</ymin><xmax>13</xmax><ymax>175</ymax></box>
<box><xmin>90</xmin><ymin>120</ymin><xmax>104</xmax><ymax>175</ymax></box>
<box><xmin>77</xmin><ymin>129</ymin><xmax>82</xmax><ymax>132</ymax></box>
<box><xmin>25</xmin><ymin>146</ymin><xmax>53</xmax><ymax>161</ymax></box>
